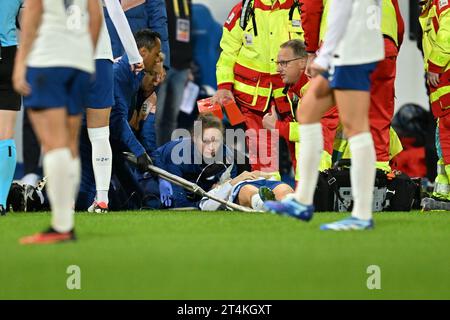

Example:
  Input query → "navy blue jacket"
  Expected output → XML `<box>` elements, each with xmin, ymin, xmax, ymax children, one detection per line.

<box><xmin>152</xmin><ymin>138</ymin><xmax>237</xmax><ymax>208</ymax></box>
<box><xmin>104</xmin><ymin>0</ymin><xmax>170</xmax><ymax>68</ymax></box>
<box><xmin>191</xmin><ymin>4</ymin><xmax>222</xmax><ymax>89</ymax></box>
<box><xmin>110</xmin><ymin>55</ymin><xmax>146</xmax><ymax>157</ymax></box>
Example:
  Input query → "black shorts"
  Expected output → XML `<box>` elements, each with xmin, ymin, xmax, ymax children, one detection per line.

<box><xmin>0</xmin><ymin>45</ymin><xmax>21</xmax><ymax>111</ymax></box>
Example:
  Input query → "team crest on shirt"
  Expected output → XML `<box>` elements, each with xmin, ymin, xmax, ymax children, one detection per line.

<box><xmin>439</xmin><ymin>0</ymin><xmax>449</xmax><ymax>9</ymax></box>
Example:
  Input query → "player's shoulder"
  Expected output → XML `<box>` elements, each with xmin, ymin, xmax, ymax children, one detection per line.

<box><xmin>224</xmin><ymin>1</ymin><xmax>243</xmax><ymax>31</ymax></box>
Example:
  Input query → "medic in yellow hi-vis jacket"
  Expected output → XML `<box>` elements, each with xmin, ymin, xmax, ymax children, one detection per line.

<box><xmin>420</xmin><ymin>0</ymin><xmax>450</xmax><ymax>199</ymax></box>
<box><xmin>213</xmin><ymin>0</ymin><xmax>304</xmax><ymax>173</ymax></box>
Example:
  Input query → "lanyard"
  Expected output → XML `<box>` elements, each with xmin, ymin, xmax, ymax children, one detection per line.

<box><xmin>173</xmin><ymin>0</ymin><xmax>190</xmax><ymax>18</ymax></box>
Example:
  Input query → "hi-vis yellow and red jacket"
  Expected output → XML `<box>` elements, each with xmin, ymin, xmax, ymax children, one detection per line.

<box><xmin>216</xmin><ymin>0</ymin><xmax>304</xmax><ymax>114</ymax></box>
<box><xmin>420</xmin><ymin>0</ymin><xmax>450</xmax><ymax>116</ymax></box>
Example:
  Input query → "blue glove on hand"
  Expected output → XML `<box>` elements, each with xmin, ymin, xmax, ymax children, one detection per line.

<box><xmin>159</xmin><ymin>179</ymin><xmax>173</xmax><ymax>207</ymax></box>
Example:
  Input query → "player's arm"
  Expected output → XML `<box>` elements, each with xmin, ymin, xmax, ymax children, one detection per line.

<box><xmin>110</xmin><ymin>100</ymin><xmax>146</xmax><ymax>157</ymax></box>
<box><xmin>139</xmin><ymin>113</ymin><xmax>157</xmax><ymax>153</ymax></box>
<box><xmin>87</xmin><ymin>0</ymin><xmax>103</xmax><ymax>49</ymax></box>
<box><xmin>314</xmin><ymin>0</ymin><xmax>353</xmax><ymax>71</ymax></box>
<box><xmin>110</xmin><ymin>63</ymin><xmax>147</xmax><ymax>158</ymax></box>
<box><xmin>12</xmin><ymin>0</ymin><xmax>43</xmax><ymax>96</ymax></box>
<box><xmin>163</xmin><ymin>163</ymin><xmax>196</xmax><ymax>208</ymax></box>
<box><xmin>104</xmin><ymin>0</ymin><xmax>143</xmax><ymax>66</ymax></box>
<box><xmin>213</xmin><ymin>3</ymin><xmax>244</xmax><ymax>104</ymax></box>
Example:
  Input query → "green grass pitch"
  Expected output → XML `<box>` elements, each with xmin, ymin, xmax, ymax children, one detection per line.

<box><xmin>0</xmin><ymin>210</ymin><xmax>449</xmax><ymax>300</ymax></box>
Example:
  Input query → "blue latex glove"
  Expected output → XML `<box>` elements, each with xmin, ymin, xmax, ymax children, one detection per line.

<box><xmin>159</xmin><ymin>178</ymin><xmax>173</xmax><ymax>207</ymax></box>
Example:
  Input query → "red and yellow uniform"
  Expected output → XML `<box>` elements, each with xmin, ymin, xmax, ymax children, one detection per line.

<box><xmin>276</xmin><ymin>74</ymin><xmax>339</xmax><ymax>180</ymax></box>
<box><xmin>420</xmin><ymin>0</ymin><xmax>450</xmax><ymax>199</ymax></box>
<box><xmin>299</xmin><ymin>0</ymin><xmax>405</xmax><ymax>172</ymax></box>
<box><xmin>216</xmin><ymin>0</ymin><xmax>304</xmax><ymax>172</ymax></box>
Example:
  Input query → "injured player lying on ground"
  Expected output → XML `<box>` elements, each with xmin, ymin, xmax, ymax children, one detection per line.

<box><xmin>199</xmin><ymin>171</ymin><xmax>294</xmax><ymax>212</ymax></box>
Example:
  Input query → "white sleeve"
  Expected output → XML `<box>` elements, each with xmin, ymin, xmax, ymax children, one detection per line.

<box><xmin>314</xmin><ymin>0</ymin><xmax>353</xmax><ymax>70</ymax></box>
<box><xmin>104</xmin><ymin>0</ymin><xmax>143</xmax><ymax>65</ymax></box>
<box><xmin>199</xmin><ymin>182</ymin><xmax>234</xmax><ymax>211</ymax></box>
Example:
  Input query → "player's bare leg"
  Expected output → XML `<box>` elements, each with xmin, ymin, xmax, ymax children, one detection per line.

<box><xmin>237</xmin><ymin>185</ymin><xmax>264</xmax><ymax>210</ymax></box>
<box><xmin>272</xmin><ymin>184</ymin><xmax>294</xmax><ymax>201</ymax></box>
<box><xmin>332</xmin><ymin>90</ymin><xmax>375</xmax><ymax>221</ymax></box>
<box><xmin>20</xmin><ymin>108</ymin><xmax>77</xmax><ymax>244</ymax></box>
<box><xmin>319</xmin><ymin>89</ymin><xmax>376</xmax><ymax>231</ymax></box>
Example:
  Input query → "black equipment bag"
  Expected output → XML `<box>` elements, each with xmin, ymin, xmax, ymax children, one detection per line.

<box><xmin>384</xmin><ymin>172</ymin><xmax>422</xmax><ymax>211</ymax></box>
<box><xmin>313</xmin><ymin>160</ymin><xmax>420</xmax><ymax>212</ymax></box>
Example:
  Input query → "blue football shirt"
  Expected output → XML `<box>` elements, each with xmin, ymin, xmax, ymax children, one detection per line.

<box><xmin>0</xmin><ymin>0</ymin><xmax>23</xmax><ymax>47</ymax></box>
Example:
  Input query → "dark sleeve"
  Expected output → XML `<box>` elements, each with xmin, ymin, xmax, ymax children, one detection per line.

<box><xmin>146</xmin><ymin>0</ymin><xmax>171</xmax><ymax>69</ymax></box>
<box><xmin>230</xmin><ymin>161</ymin><xmax>238</xmax><ymax>179</ymax></box>
<box><xmin>169</xmin><ymin>168</ymin><xmax>197</xmax><ymax>208</ymax></box>
<box><xmin>110</xmin><ymin>63</ymin><xmax>146</xmax><ymax>157</ymax></box>
<box><xmin>158</xmin><ymin>146</ymin><xmax>196</xmax><ymax>208</ymax></box>
<box><xmin>110</xmin><ymin>100</ymin><xmax>146</xmax><ymax>157</ymax></box>
<box><xmin>139</xmin><ymin>113</ymin><xmax>157</xmax><ymax>153</ymax></box>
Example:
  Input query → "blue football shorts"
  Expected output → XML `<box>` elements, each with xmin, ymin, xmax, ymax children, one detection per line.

<box><xmin>87</xmin><ymin>59</ymin><xmax>114</xmax><ymax>109</ymax></box>
<box><xmin>24</xmin><ymin>66</ymin><xmax>91</xmax><ymax>115</ymax></box>
<box><xmin>322</xmin><ymin>62</ymin><xmax>378</xmax><ymax>92</ymax></box>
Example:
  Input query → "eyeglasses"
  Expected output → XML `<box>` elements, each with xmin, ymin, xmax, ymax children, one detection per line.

<box><xmin>275</xmin><ymin>57</ymin><xmax>303</xmax><ymax>68</ymax></box>
<box><xmin>202</xmin><ymin>137</ymin><xmax>223</xmax><ymax>147</ymax></box>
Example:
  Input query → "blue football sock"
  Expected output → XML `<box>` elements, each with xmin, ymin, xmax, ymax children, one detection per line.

<box><xmin>0</xmin><ymin>139</ymin><xmax>17</xmax><ymax>207</ymax></box>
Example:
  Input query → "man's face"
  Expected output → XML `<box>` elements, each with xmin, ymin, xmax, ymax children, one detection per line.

<box><xmin>195</xmin><ymin>128</ymin><xmax>223</xmax><ymax>159</ymax></box>
<box><xmin>276</xmin><ymin>47</ymin><xmax>306</xmax><ymax>85</ymax></box>
<box><xmin>140</xmin><ymin>38</ymin><xmax>162</xmax><ymax>72</ymax></box>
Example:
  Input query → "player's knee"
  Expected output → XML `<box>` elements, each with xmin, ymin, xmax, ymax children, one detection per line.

<box><xmin>237</xmin><ymin>185</ymin><xmax>258</xmax><ymax>205</ymax></box>
<box><xmin>273</xmin><ymin>185</ymin><xmax>293</xmax><ymax>200</ymax></box>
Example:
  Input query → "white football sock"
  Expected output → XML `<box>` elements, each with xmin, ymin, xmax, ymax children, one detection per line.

<box><xmin>251</xmin><ymin>194</ymin><xmax>265</xmax><ymax>211</ymax></box>
<box><xmin>44</xmin><ymin>148</ymin><xmax>74</xmax><ymax>233</ymax></box>
<box><xmin>349</xmin><ymin>132</ymin><xmax>376</xmax><ymax>220</ymax></box>
<box><xmin>294</xmin><ymin>123</ymin><xmax>323</xmax><ymax>205</ymax></box>
<box><xmin>88</xmin><ymin>126</ymin><xmax>112</xmax><ymax>204</ymax></box>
